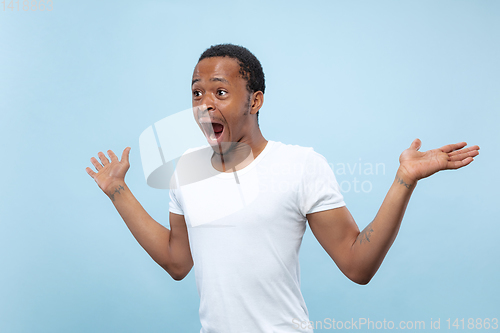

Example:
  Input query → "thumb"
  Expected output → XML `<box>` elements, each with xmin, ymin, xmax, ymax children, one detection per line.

<box><xmin>121</xmin><ymin>147</ymin><xmax>131</xmax><ymax>163</ymax></box>
<box><xmin>410</xmin><ymin>138</ymin><xmax>422</xmax><ymax>151</ymax></box>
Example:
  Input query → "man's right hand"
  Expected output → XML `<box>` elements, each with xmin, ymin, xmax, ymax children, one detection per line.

<box><xmin>85</xmin><ymin>146</ymin><xmax>193</xmax><ymax>279</ymax></box>
<box><xmin>86</xmin><ymin>147</ymin><xmax>131</xmax><ymax>197</ymax></box>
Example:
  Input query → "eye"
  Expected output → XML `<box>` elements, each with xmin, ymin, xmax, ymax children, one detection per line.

<box><xmin>217</xmin><ymin>89</ymin><xmax>227</xmax><ymax>97</ymax></box>
<box><xmin>192</xmin><ymin>90</ymin><xmax>202</xmax><ymax>98</ymax></box>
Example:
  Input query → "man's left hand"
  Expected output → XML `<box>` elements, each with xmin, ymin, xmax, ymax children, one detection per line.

<box><xmin>398</xmin><ymin>139</ymin><xmax>480</xmax><ymax>183</ymax></box>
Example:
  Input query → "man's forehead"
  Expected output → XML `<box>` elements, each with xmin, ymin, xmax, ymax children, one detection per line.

<box><xmin>192</xmin><ymin>57</ymin><xmax>242</xmax><ymax>83</ymax></box>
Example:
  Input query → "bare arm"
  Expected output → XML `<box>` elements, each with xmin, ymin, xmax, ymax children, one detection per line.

<box><xmin>86</xmin><ymin>148</ymin><xmax>193</xmax><ymax>280</ymax></box>
<box><xmin>308</xmin><ymin>139</ymin><xmax>479</xmax><ymax>285</ymax></box>
<box><xmin>308</xmin><ymin>171</ymin><xmax>414</xmax><ymax>285</ymax></box>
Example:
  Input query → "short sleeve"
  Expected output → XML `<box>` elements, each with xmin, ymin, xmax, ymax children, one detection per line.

<box><xmin>169</xmin><ymin>187</ymin><xmax>184</xmax><ymax>215</ymax></box>
<box><xmin>299</xmin><ymin>150</ymin><xmax>345</xmax><ymax>216</ymax></box>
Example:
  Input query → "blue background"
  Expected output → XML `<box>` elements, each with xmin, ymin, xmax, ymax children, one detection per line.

<box><xmin>1</xmin><ymin>0</ymin><xmax>498</xmax><ymax>332</ymax></box>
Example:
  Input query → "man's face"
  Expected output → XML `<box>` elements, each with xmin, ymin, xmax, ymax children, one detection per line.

<box><xmin>192</xmin><ymin>56</ymin><xmax>253</xmax><ymax>153</ymax></box>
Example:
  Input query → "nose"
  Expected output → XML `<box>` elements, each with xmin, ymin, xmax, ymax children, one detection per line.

<box><xmin>194</xmin><ymin>102</ymin><xmax>214</xmax><ymax>122</ymax></box>
<box><xmin>197</xmin><ymin>91</ymin><xmax>215</xmax><ymax>109</ymax></box>
<box><xmin>195</xmin><ymin>93</ymin><xmax>217</xmax><ymax>117</ymax></box>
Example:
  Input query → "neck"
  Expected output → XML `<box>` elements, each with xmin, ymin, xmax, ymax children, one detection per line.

<box><xmin>212</xmin><ymin>127</ymin><xmax>267</xmax><ymax>173</ymax></box>
<box><xmin>244</xmin><ymin>126</ymin><xmax>268</xmax><ymax>159</ymax></box>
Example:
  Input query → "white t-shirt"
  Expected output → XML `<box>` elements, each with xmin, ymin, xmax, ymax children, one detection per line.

<box><xmin>169</xmin><ymin>140</ymin><xmax>345</xmax><ymax>333</ymax></box>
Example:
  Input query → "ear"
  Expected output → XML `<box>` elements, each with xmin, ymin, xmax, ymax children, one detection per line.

<box><xmin>249</xmin><ymin>91</ymin><xmax>264</xmax><ymax>115</ymax></box>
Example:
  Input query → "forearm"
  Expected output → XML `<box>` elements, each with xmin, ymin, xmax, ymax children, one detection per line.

<box><xmin>310</xmin><ymin>140</ymin><xmax>478</xmax><ymax>284</ymax></box>
<box><xmin>348</xmin><ymin>168</ymin><xmax>416</xmax><ymax>283</ymax></box>
<box><xmin>106</xmin><ymin>182</ymin><xmax>190</xmax><ymax>276</ymax></box>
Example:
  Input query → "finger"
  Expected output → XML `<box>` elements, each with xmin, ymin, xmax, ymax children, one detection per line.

<box><xmin>448</xmin><ymin>149</ymin><xmax>479</xmax><ymax>161</ymax></box>
<box><xmin>90</xmin><ymin>157</ymin><xmax>103</xmax><ymax>171</ymax></box>
<box><xmin>86</xmin><ymin>167</ymin><xmax>96</xmax><ymax>178</ymax></box>
<box><xmin>440</xmin><ymin>142</ymin><xmax>467</xmax><ymax>153</ymax></box>
<box><xmin>447</xmin><ymin>157</ymin><xmax>474</xmax><ymax>169</ymax></box>
<box><xmin>121</xmin><ymin>147</ymin><xmax>131</xmax><ymax>163</ymax></box>
<box><xmin>98</xmin><ymin>151</ymin><xmax>110</xmax><ymax>166</ymax></box>
<box><xmin>108</xmin><ymin>149</ymin><xmax>119</xmax><ymax>162</ymax></box>
<box><xmin>410</xmin><ymin>138</ymin><xmax>422</xmax><ymax>151</ymax></box>
<box><xmin>449</xmin><ymin>145</ymin><xmax>480</xmax><ymax>157</ymax></box>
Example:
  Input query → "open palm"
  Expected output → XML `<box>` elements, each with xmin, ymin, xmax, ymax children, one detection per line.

<box><xmin>86</xmin><ymin>147</ymin><xmax>131</xmax><ymax>194</ymax></box>
<box><xmin>399</xmin><ymin>139</ymin><xmax>479</xmax><ymax>182</ymax></box>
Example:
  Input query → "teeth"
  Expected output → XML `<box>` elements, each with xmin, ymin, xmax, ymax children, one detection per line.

<box><xmin>210</xmin><ymin>133</ymin><xmax>216</xmax><ymax>141</ymax></box>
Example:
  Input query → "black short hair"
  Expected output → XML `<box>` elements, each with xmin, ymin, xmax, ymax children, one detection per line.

<box><xmin>198</xmin><ymin>44</ymin><xmax>265</xmax><ymax>96</ymax></box>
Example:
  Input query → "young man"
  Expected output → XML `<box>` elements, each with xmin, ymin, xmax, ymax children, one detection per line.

<box><xmin>86</xmin><ymin>44</ymin><xmax>479</xmax><ymax>333</ymax></box>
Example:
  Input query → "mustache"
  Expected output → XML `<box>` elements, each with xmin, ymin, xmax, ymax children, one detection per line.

<box><xmin>194</xmin><ymin>105</ymin><xmax>227</xmax><ymax>125</ymax></box>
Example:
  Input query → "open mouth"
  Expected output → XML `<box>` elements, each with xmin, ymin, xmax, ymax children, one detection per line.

<box><xmin>210</xmin><ymin>123</ymin><xmax>224</xmax><ymax>141</ymax></box>
<box><xmin>199</xmin><ymin>119</ymin><xmax>225</xmax><ymax>144</ymax></box>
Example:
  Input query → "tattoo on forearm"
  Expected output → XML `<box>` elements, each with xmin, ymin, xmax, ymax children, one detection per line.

<box><xmin>396</xmin><ymin>177</ymin><xmax>413</xmax><ymax>189</ymax></box>
<box><xmin>358</xmin><ymin>222</ymin><xmax>374</xmax><ymax>245</ymax></box>
<box><xmin>109</xmin><ymin>184</ymin><xmax>125</xmax><ymax>202</ymax></box>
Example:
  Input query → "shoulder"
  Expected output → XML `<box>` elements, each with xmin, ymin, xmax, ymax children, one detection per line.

<box><xmin>268</xmin><ymin>141</ymin><xmax>314</xmax><ymax>158</ymax></box>
<box><xmin>269</xmin><ymin>141</ymin><xmax>326</xmax><ymax>163</ymax></box>
<box><xmin>176</xmin><ymin>144</ymin><xmax>212</xmax><ymax>165</ymax></box>
<box><xmin>183</xmin><ymin>144</ymin><xmax>211</xmax><ymax>155</ymax></box>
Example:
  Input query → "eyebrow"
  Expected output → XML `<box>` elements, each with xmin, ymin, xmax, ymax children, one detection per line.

<box><xmin>210</xmin><ymin>77</ymin><xmax>229</xmax><ymax>84</ymax></box>
<box><xmin>191</xmin><ymin>77</ymin><xmax>230</xmax><ymax>86</ymax></box>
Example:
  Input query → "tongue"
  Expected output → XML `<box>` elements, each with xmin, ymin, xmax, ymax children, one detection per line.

<box><xmin>212</xmin><ymin>123</ymin><xmax>223</xmax><ymax>133</ymax></box>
